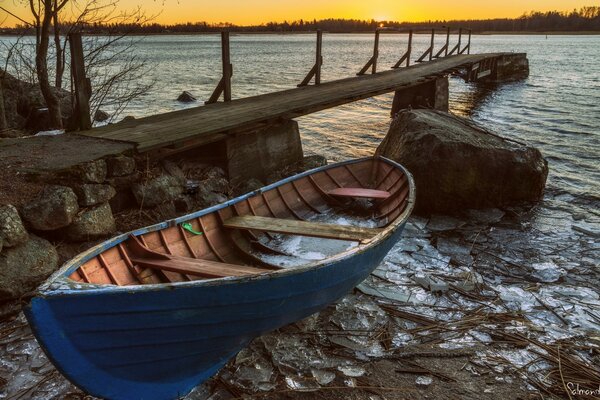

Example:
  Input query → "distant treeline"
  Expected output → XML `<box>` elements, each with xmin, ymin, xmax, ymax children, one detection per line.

<box><xmin>2</xmin><ymin>6</ymin><xmax>599</xmax><ymax>34</ymax></box>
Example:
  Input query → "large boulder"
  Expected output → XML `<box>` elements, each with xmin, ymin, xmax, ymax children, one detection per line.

<box><xmin>22</xmin><ymin>186</ymin><xmax>79</xmax><ymax>230</ymax></box>
<box><xmin>132</xmin><ymin>175</ymin><xmax>184</xmax><ymax>208</ymax></box>
<box><xmin>66</xmin><ymin>203</ymin><xmax>116</xmax><ymax>241</ymax></box>
<box><xmin>0</xmin><ymin>205</ymin><xmax>28</xmax><ymax>248</ymax></box>
<box><xmin>0</xmin><ymin>235</ymin><xmax>58</xmax><ymax>301</ymax></box>
<box><xmin>376</xmin><ymin>110</ymin><xmax>548</xmax><ymax>214</ymax></box>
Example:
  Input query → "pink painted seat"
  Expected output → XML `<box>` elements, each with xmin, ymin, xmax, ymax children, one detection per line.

<box><xmin>327</xmin><ymin>187</ymin><xmax>391</xmax><ymax>200</ymax></box>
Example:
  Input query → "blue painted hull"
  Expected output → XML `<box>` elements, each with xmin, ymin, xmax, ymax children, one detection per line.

<box><xmin>24</xmin><ymin>157</ymin><xmax>415</xmax><ymax>400</ymax></box>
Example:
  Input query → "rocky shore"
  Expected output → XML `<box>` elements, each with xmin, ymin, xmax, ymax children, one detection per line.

<box><xmin>1</xmin><ymin>108</ymin><xmax>598</xmax><ymax>399</ymax></box>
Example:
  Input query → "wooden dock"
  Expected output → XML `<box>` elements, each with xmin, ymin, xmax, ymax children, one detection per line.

<box><xmin>79</xmin><ymin>52</ymin><xmax>510</xmax><ymax>153</ymax></box>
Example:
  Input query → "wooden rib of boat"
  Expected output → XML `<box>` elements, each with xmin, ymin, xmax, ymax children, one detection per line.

<box><xmin>24</xmin><ymin>156</ymin><xmax>415</xmax><ymax>400</ymax></box>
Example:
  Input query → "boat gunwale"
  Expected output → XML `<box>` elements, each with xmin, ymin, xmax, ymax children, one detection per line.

<box><xmin>35</xmin><ymin>156</ymin><xmax>415</xmax><ymax>296</ymax></box>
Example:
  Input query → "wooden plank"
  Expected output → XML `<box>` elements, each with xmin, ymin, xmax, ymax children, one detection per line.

<box><xmin>131</xmin><ymin>255</ymin><xmax>270</xmax><ymax>278</ymax></box>
<box><xmin>223</xmin><ymin>215</ymin><xmax>381</xmax><ymax>242</ymax></box>
<box><xmin>328</xmin><ymin>187</ymin><xmax>391</xmax><ymax>199</ymax></box>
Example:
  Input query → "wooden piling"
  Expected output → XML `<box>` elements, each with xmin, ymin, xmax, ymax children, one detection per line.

<box><xmin>0</xmin><ymin>76</ymin><xmax>7</xmax><ymax>131</ymax></box>
<box><xmin>68</xmin><ymin>32</ymin><xmax>92</xmax><ymax>131</ymax></box>
<box><xmin>298</xmin><ymin>30</ymin><xmax>323</xmax><ymax>87</ymax></box>
<box><xmin>207</xmin><ymin>31</ymin><xmax>233</xmax><ymax>103</ymax></box>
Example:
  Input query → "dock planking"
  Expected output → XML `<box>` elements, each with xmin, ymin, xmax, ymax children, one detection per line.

<box><xmin>79</xmin><ymin>53</ymin><xmax>508</xmax><ymax>152</ymax></box>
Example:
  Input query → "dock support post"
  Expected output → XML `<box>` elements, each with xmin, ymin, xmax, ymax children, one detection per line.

<box><xmin>226</xmin><ymin>120</ymin><xmax>304</xmax><ymax>187</ymax></box>
<box><xmin>68</xmin><ymin>32</ymin><xmax>92</xmax><ymax>131</ymax></box>
<box><xmin>298</xmin><ymin>30</ymin><xmax>323</xmax><ymax>87</ymax></box>
<box><xmin>390</xmin><ymin>77</ymin><xmax>449</xmax><ymax>116</ymax></box>
<box><xmin>207</xmin><ymin>31</ymin><xmax>233</xmax><ymax>103</ymax></box>
<box><xmin>392</xmin><ymin>30</ymin><xmax>412</xmax><ymax>69</ymax></box>
<box><xmin>434</xmin><ymin>27</ymin><xmax>451</xmax><ymax>58</ymax></box>
<box><xmin>416</xmin><ymin>29</ymin><xmax>435</xmax><ymax>63</ymax></box>
<box><xmin>357</xmin><ymin>29</ymin><xmax>380</xmax><ymax>75</ymax></box>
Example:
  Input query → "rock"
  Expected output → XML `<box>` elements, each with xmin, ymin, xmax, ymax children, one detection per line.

<box><xmin>302</xmin><ymin>154</ymin><xmax>328</xmax><ymax>171</ymax></box>
<box><xmin>204</xmin><ymin>166</ymin><xmax>226</xmax><ymax>180</ymax></box>
<box><xmin>376</xmin><ymin>110</ymin><xmax>548</xmax><ymax>214</ymax></box>
<box><xmin>0</xmin><ymin>235</ymin><xmax>58</xmax><ymax>301</ymax></box>
<box><xmin>74</xmin><ymin>159</ymin><xmax>107</xmax><ymax>183</ymax></box>
<box><xmin>233</xmin><ymin>178</ymin><xmax>264</xmax><ymax>196</ymax></box>
<box><xmin>161</xmin><ymin>160</ymin><xmax>186</xmax><ymax>180</ymax></box>
<box><xmin>94</xmin><ymin>109</ymin><xmax>110</xmax><ymax>122</ymax></box>
<box><xmin>66</xmin><ymin>203</ymin><xmax>116</xmax><ymax>241</ymax></box>
<box><xmin>121</xmin><ymin>115</ymin><xmax>136</xmax><ymax>122</ymax></box>
<box><xmin>202</xmin><ymin>177</ymin><xmax>230</xmax><ymax>194</ymax></box>
<box><xmin>177</xmin><ymin>91</ymin><xmax>197</xmax><ymax>103</ymax></box>
<box><xmin>106</xmin><ymin>155</ymin><xmax>136</xmax><ymax>177</ymax></box>
<box><xmin>1</xmin><ymin>69</ymin><xmax>72</xmax><ymax>131</ymax></box>
<box><xmin>0</xmin><ymin>205</ymin><xmax>28</xmax><ymax>248</ymax></box>
<box><xmin>74</xmin><ymin>184</ymin><xmax>116</xmax><ymax>207</ymax></box>
<box><xmin>174</xmin><ymin>195</ymin><xmax>194</xmax><ymax>213</ymax></box>
<box><xmin>132</xmin><ymin>175</ymin><xmax>184</xmax><ymax>208</ymax></box>
<box><xmin>22</xmin><ymin>186</ymin><xmax>79</xmax><ymax>230</ymax></box>
<box><xmin>106</xmin><ymin>171</ymin><xmax>141</xmax><ymax>190</ymax></box>
<box><xmin>194</xmin><ymin>187</ymin><xmax>228</xmax><ymax>209</ymax></box>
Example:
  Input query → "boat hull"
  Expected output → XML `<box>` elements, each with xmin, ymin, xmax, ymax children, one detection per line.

<box><xmin>25</xmin><ymin>224</ymin><xmax>406</xmax><ymax>400</ymax></box>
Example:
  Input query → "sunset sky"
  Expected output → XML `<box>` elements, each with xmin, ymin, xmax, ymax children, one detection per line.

<box><xmin>0</xmin><ymin>0</ymin><xmax>594</xmax><ymax>26</ymax></box>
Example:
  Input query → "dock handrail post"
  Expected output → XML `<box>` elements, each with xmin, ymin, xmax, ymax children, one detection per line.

<box><xmin>207</xmin><ymin>31</ymin><xmax>233</xmax><ymax>103</ymax></box>
<box><xmin>429</xmin><ymin>28</ymin><xmax>435</xmax><ymax>61</ymax></box>
<box><xmin>315</xmin><ymin>29</ymin><xmax>323</xmax><ymax>84</ymax></box>
<box><xmin>68</xmin><ymin>32</ymin><xmax>92</xmax><ymax>131</ymax></box>
<box><xmin>222</xmin><ymin>31</ymin><xmax>232</xmax><ymax>101</ymax></box>
<box><xmin>391</xmin><ymin>29</ymin><xmax>412</xmax><ymax>69</ymax></box>
<box><xmin>461</xmin><ymin>29</ymin><xmax>472</xmax><ymax>54</ymax></box>
<box><xmin>458</xmin><ymin>28</ymin><xmax>463</xmax><ymax>53</ymax></box>
<box><xmin>434</xmin><ymin>26</ymin><xmax>450</xmax><ymax>58</ymax></box>
<box><xmin>407</xmin><ymin>30</ymin><xmax>413</xmax><ymax>66</ymax></box>
<box><xmin>416</xmin><ymin>28</ymin><xmax>435</xmax><ymax>63</ymax></box>
<box><xmin>357</xmin><ymin>29</ymin><xmax>380</xmax><ymax>75</ymax></box>
<box><xmin>298</xmin><ymin>30</ymin><xmax>323</xmax><ymax>87</ymax></box>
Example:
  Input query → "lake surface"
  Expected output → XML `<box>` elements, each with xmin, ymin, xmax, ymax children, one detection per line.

<box><xmin>102</xmin><ymin>34</ymin><xmax>600</xmax><ymax>217</ymax></box>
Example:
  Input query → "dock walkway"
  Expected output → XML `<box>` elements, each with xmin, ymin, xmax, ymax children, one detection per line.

<box><xmin>80</xmin><ymin>53</ymin><xmax>507</xmax><ymax>153</ymax></box>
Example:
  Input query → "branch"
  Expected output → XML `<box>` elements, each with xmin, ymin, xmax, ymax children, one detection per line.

<box><xmin>0</xmin><ymin>6</ymin><xmax>34</xmax><ymax>26</ymax></box>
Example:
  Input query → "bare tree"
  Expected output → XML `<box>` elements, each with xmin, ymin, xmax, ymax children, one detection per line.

<box><xmin>0</xmin><ymin>0</ymin><xmax>155</xmax><ymax>129</ymax></box>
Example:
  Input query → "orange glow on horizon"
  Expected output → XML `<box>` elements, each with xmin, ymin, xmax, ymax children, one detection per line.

<box><xmin>0</xmin><ymin>0</ymin><xmax>594</xmax><ymax>27</ymax></box>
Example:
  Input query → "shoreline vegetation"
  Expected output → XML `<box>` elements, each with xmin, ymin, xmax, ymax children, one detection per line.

<box><xmin>1</xmin><ymin>7</ymin><xmax>599</xmax><ymax>35</ymax></box>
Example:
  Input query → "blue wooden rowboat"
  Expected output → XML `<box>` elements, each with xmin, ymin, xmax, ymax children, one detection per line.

<box><xmin>24</xmin><ymin>156</ymin><xmax>415</xmax><ymax>400</ymax></box>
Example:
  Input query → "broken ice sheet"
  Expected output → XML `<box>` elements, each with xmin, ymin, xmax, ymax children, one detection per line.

<box><xmin>311</xmin><ymin>369</ymin><xmax>336</xmax><ymax>385</ymax></box>
<box><xmin>337</xmin><ymin>365</ymin><xmax>366</xmax><ymax>377</ymax></box>
<box><xmin>427</xmin><ymin>215</ymin><xmax>466</xmax><ymax>231</ymax></box>
<box><xmin>465</xmin><ymin>208</ymin><xmax>505</xmax><ymax>224</ymax></box>
<box><xmin>415</xmin><ymin>375</ymin><xmax>433</xmax><ymax>387</ymax></box>
<box><xmin>531</xmin><ymin>262</ymin><xmax>565</xmax><ymax>283</ymax></box>
<box><xmin>330</xmin><ymin>295</ymin><xmax>388</xmax><ymax>332</ymax></box>
<box><xmin>284</xmin><ymin>375</ymin><xmax>320</xmax><ymax>391</ymax></box>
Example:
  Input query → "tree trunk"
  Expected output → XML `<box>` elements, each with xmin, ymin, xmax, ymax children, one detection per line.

<box><xmin>0</xmin><ymin>77</ymin><xmax>7</xmax><ymax>130</ymax></box>
<box><xmin>36</xmin><ymin>4</ymin><xmax>63</xmax><ymax>129</ymax></box>
<box><xmin>53</xmin><ymin>8</ymin><xmax>64</xmax><ymax>89</ymax></box>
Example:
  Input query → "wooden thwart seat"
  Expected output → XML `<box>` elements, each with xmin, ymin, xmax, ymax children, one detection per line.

<box><xmin>327</xmin><ymin>187</ymin><xmax>391</xmax><ymax>200</ymax></box>
<box><xmin>223</xmin><ymin>216</ymin><xmax>382</xmax><ymax>242</ymax></box>
<box><xmin>127</xmin><ymin>235</ymin><xmax>271</xmax><ymax>278</ymax></box>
